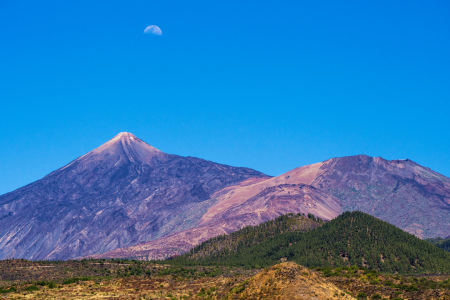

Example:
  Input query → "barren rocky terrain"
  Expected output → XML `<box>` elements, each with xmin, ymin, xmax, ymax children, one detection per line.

<box><xmin>96</xmin><ymin>155</ymin><xmax>450</xmax><ymax>260</ymax></box>
<box><xmin>0</xmin><ymin>133</ymin><xmax>265</xmax><ymax>260</ymax></box>
<box><xmin>1</xmin><ymin>133</ymin><xmax>449</xmax><ymax>261</ymax></box>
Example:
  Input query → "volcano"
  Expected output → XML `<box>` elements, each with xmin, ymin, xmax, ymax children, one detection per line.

<box><xmin>0</xmin><ymin>133</ymin><xmax>267</xmax><ymax>260</ymax></box>
<box><xmin>2</xmin><ymin>133</ymin><xmax>449</xmax><ymax>261</ymax></box>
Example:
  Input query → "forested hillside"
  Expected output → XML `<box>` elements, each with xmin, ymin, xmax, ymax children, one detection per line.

<box><xmin>182</xmin><ymin>213</ymin><xmax>323</xmax><ymax>261</ymax></box>
<box><xmin>426</xmin><ymin>237</ymin><xmax>450</xmax><ymax>252</ymax></box>
<box><xmin>172</xmin><ymin>212</ymin><xmax>450</xmax><ymax>274</ymax></box>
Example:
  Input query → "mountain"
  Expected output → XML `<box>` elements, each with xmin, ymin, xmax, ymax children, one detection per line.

<box><xmin>0</xmin><ymin>133</ymin><xmax>266</xmax><ymax>260</ymax></box>
<box><xmin>2</xmin><ymin>133</ymin><xmax>449</xmax><ymax>261</ymax></box>
<box><xmin>304</xmin><ymin>156</ymin><xmax>450</xmax><ymax>238</ymax></box>
<box><xmin>89</xmin><ymin>180</ymin><xmax>342</xmax><ymax>260</ymax></box>
<box><xmin>95</xmin><ymin>155</ymin><xmax>450</xmax><ymax>260</ymax></box>
<box><xmin>426</xmin><ymin>237</ymin><xmax>450</xmax><ymax>252</ymax></box>
<box><xmin>173</xmin><ymin>211</ymin><xmax>450</xmax><ymax>274</ymax></box>
<box><xmin>200</xmin><ymin>155</ymin><xmax>450</xmax><ymax>239</ymax></box>
<box><xmin>180</xmin><ymin>213</ymin><xmax>324</xmax><ymax>261</ymax></box>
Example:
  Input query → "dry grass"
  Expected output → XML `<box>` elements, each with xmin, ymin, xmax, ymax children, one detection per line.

<box><xmin>1</xmin><ymin>259</ymin><xmax>450</xmax><ymax>299</ymax></box>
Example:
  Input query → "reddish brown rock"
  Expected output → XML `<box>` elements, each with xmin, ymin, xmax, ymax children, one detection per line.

<box><xmin>94</xmin><ymin>155</ymin><xmax>450</xmax><ymax>260</ymax></box>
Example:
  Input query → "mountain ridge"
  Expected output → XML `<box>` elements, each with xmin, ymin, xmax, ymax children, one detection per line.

<box><xmin>94</xmin><ymin>154</ymin><xmax>450</xmax><ymax>260</ymax></box>
<box><xmin>0</xmin><ymin>133</ymin><xmax>266</xmax><ymax>260</ymax></box>
<box><xmin>173</xmin><ymin>211</ymin><xmax>450</xmax><ymax>274</ymax></box>
<box><xmin>1</xmin><ymin>133</ymin><xmax>449</xmax><ymax>261</ymax></box>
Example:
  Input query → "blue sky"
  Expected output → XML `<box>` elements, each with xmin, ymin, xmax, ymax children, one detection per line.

<box><xmin>1</xmin><ymin>0</ymin><xmax>449</xmax><ymax>195</ymax></box>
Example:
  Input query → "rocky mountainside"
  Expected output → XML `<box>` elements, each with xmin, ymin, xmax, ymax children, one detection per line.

<box><xmin>2</xmin><ymin>132</ymin><xmax>449</xmax><ymax>261</ymax></box>
<box><xmin>95</xmin><ymin>155</ymin><xmax>450</xmax><ymax>260</ymax></box>
<box><xmin>89</xmin><ymin>179</ymin><xmax>342</xmax><ymax>260</ymax></box>
<box><xmin>200</xmin><ymin>155</ymin><xmax>450</xmax><ymax>239</ymax></box>
<box><xmin>174</xmin><ymin>211</ymin><xmax>450</xmax><ymax>274</ymax></box>
<box><xmin>0</xmin><ymin>133</ymin><xmax>266</xmax><ymax>260</ymax></box>
<box><xmin>307</xmin><ymin>156</ymin><xmax>450</xmax><ymax>238</ymax></box>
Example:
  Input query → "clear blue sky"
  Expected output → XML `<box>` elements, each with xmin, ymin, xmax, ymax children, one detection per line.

<box><xmin>1</xmin><ymin>0</ymin><xmax>449</xmax><ymax>195</ymax></box>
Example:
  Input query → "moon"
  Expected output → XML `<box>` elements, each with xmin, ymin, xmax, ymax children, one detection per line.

<box><xmin>144</xmin><ymin>25</ymin><xmax>162</xmax><ymax>36</ymax></box>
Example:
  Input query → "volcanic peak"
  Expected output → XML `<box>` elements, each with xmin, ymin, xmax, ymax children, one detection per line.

<box><xmin>100</xmin><ymin>132</ymin><xmax>169</xmax><ymax>167</ymax></box>
<box><xmin>60</xmin><ymin>132</ymin><xmax>169</xmax><ymax>171</ymax></box>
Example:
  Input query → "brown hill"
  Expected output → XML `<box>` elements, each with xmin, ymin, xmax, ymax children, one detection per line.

<box><xmin>95</xmin><ymin>155</ymin><xmax>450</xmax><ymax>260</ymax></box>
<box><xmin>0</xmin><ymin>133</ymin><xmax>266</xmax><ymax>260</ymax></box>
<box><xmin>241</xmin><ymin>262</ymin><xmax>355</xmax><ymax>300</ymax></box>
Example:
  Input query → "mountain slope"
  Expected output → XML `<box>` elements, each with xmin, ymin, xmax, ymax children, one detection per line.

<box><xmin>0</xmin><ymin>133</ymin><xmax>266</xmax><ymax>260</ymax></box>
<box><xmin>96</xmin><ymin>155</ymin><xmax>450</xmax><ymax>260</ymax></box>
<box><xmin>307</xmin><ymin>156</ymin><xmax>450</xmax><ymax>238</ymax></box>
<box><xmin>90</xmin><ymin>181</ymin><xmax>340</xmax><ymax>260</ymax></box>
<box><xmin>426</xmin><ymin>237</ymin><xmax>450</xmax><ymax>252</ymax></box>
<box><xmin>93</xmin><ymin>213</ymin><xmax>323</xmax><ymax>261</ymax></box>
<box><xmin>3</xmin><ymin>134</ymin><xmax>449</xmax><ymax>262</ymax></box>
<box><xmin>182</xmin><ymin>213</ymin><xmax>324</xmax><ymax>261</ymax></box>
<box><xmin>174</xmin><ymin>211</ymin><xmax>450</xmax><ymax>274</ymax></box>
<box><xmin>202</xmin><ymin>155</ymin><xmax>450</xmax><ymax>239</ymax></box>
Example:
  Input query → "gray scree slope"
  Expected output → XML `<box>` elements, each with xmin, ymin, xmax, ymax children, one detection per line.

<box><xmin>0</xmin><ymin>133</ymin><xmax>266</xmax><ymax>260</ymax></box>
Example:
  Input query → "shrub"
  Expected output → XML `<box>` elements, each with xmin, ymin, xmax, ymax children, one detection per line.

<box><xmin>0</xmin><ymin>287</ymin><xmax>17</xmax><ymax>294</ymax></box>
<box><xmin>25</xmin><ymin>285</ymin><xmax>39</xmax><ymax>292</ymax></box>
<box><xmin>47</xmin><ymin>282</ymin><xmax>57</xmax><ymax>289</ymax></box>
<box><xmin>63</xmin><ymin>278</ymin><xmax>77</xmax><ymax>285</ymax></box>
<box><xmin>357</xmin><ymin>292</ymin><xmax>368</xmax><ymax>299</ymax></box>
